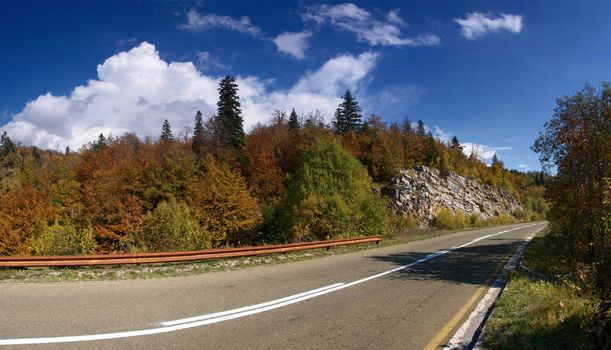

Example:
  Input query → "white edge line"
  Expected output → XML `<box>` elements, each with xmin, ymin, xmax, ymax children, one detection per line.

<box><xmin>442</xmin><ymin>228</ymin><xmax>542</xmax><ymax>350</ymax></box>
<box><xmin>0</xmin><ymin>224</ymin><xmax>542</xmax><ymax>346</ymax></box>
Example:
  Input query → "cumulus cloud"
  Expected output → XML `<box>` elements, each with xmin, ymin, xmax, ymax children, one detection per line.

<box><xmin>272</xmin><ymin>31</ymin><xmax>313</xmax><ymax>60</ymax></box>
<box><xmin>181</xmin><ymin>8</ymin><xmax>262</xmax><ymax>37</ymax></box>
<box><xmin>302</xmin><ymin>3</ymin><xmax>440</xmax><ymax>46</ymax></box>
<box><xmin>455</xmin><ymin>12</ymin><xmax>523</xmax><ymax>39</ymax></box>
<box><xmin>1</xmin><ymin>42</ymin><xmax>378</xmax><ymax>150</ymax></box>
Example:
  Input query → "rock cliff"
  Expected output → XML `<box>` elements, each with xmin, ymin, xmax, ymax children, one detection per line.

<box><xmin>383</xmin><ymin>166</ymin><xmax>522</xmax><ymax>225</ymax></box>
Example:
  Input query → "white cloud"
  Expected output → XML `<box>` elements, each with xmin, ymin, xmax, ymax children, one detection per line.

<box><xmin>1</xmin><ymin>42</ymin><xmax>378</xmax><ymax>150</ymax></box>
<box><xmin>181</xmin><ymin>8</ymin><xmax>262</xmax><ymax>37</ymax></box>
<box><xmin>433</xmin><ymin>126</ymin><xmax>451</xmax><ymax>143</ymax></box>
<box><xmin>195</xmin><ymin>50</ymin><xmax>230</xmax><ymax>71</ymax></box>
<box><xmin>461</xmin><ymin>143</ymin><xmax>512</xmax><ymax>160</ymax></box>
<box><xmin>272</xmin><ymin>31</ymin><xmax>313</xmax><ymax>60</ymax></box>
<box><xmin>455</xmin><ymin>12</ymin><xmax>523</xmax><ymax>39</ymax></box>
<box><xmin>303</xmin><ymin>3</ymin><xmax>370</xmax><ymax>23</ymax></box>
<box><xmin>293</xmin><ymin>52</ymin><xmax>378</xmax><ymax>95</ymax></box>
<box><xmin>386</xmin><ymin>10</ymin><xmax>407</xmax><ymax>27</ymax></box>
<box><xmin>517</xmin><ymin>164</ymin><xmax>529</xmax><ymax>170</ymax></box>
<box><xmin>372</xmin><ymin>85</ymin><xmax>422</xmax><ymax>111</ymax></box>
<box><xmin>302</xmin><ymin>3</ymin><xmax>440</xmax><ymax>47</ymax></box>
<box><xmin>462</xmin><ymin>143</ymin><xmax>496</xmax><ymax>159</ymax></box>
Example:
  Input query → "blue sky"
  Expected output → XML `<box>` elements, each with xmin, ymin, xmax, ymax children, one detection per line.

<box><xmin>1</xmin><ymin>0</ymin><xmax>610</xmax><ymax>171</ymax></box>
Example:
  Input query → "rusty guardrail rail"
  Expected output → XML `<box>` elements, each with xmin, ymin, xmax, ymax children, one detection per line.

<box><xmin>0</xmin><ymin>236</ymin><xmax>382</xmax><ymax>268</ymax></box>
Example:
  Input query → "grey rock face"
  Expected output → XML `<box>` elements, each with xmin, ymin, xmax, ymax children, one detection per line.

<box><xmin>383</xmin><ymin>166</ymin><xmax>522</xmax><ymax>226</ymax></box>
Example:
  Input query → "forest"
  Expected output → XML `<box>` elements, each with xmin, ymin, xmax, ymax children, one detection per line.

<box><xmin>0</xmin><ymin>76</ymin><xmax>547</xmax><ymax>256</ymax></box>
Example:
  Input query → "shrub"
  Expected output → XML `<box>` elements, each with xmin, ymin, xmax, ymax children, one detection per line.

<box><xmin>279</xmin><ymin>140</ymin><xmax>387</xmax><ymax>242</ymax></box>
<box><xmin>138</xmin><ymin>200</ymin><xmax>207</xmax><ymax>252</ymax></box>
<box><xmin>487</xmin><ymin>213</ymin><xmax>517</xmax><ymax>225</ymax></box>
<box><xmin>432</xmin><ymin>208</ymin><xmax>466</xmax><ymax>230</ymax></box>
<box><xmin>389</xmin><ymin>212</ymin><xmax>418</xmax><ymax>235</ymax></box>
<box><xmin>467</xmin><ymin>214</ymin><xmax>483</xmax><ymax>227</ymax></box>
<box><xmin>32</xmin><ymin>222</ymin><xmax>97</xmax><ymax>255</ymax></box>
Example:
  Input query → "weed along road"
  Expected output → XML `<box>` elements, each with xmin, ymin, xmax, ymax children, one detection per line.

<box><xmin>0</xmin><ymin>223</ymin><xmax>546</xmax><ymax>349</ymax></box>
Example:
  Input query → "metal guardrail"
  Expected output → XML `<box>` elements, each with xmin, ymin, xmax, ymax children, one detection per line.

<box><xmin>0</xmin><ymin>236</ymin><xmax>382</xmax><ymax>268</ymax></box>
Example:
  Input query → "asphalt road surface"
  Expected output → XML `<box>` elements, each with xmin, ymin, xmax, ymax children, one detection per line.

<box><xmin>0</xmin><ymin>222</ymin><xmax>546</xmax><ymax>349</ymax></box>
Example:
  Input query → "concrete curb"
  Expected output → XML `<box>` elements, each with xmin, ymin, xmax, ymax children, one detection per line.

<box><xmin>442</xmin><ymin>231</ymin><xmax>539</xmax><ymax>350</ymax></box>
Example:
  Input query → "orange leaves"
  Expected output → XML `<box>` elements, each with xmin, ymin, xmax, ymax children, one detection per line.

<box><xmin>189</xmin><ymin>156</ymin><xmax>260</xmax><ymax>247</ymax></box>
<box><xmin>0</xmin><ymin>186</ymin><xmax>55</xmax><ymax>255</ymax></box>
<box><xmin>244</xmin><ymin>126</ymin><xmax>285</xmax><ymax>201</ymax></box>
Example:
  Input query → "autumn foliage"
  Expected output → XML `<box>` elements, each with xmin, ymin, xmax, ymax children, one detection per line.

<box><xmin>0</xmin><ymin>84</ymin><xmax>546</xmax><ymax>256</ymax></box>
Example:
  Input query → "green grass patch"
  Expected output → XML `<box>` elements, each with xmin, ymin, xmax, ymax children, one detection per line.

<box><xmin>483</xmin><ymin>231</ymin><xmax>603</xmax><ymax>350</ymax></box>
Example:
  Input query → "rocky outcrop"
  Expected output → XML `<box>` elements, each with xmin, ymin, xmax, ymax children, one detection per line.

<box><xmin>383</xmin><ymin>166</ymin><xmax>522</xmax><ymax>225</ymax></box>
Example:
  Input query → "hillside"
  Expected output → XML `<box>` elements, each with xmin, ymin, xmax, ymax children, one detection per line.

<box><xmin>384</xmin><ymin>166</ymin><xmax>523</xmax><ymax>226</ymax></box>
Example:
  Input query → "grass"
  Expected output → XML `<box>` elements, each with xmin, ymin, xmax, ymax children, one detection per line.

<box><xmin>0</xmin><ymin>222</ymin><xmax>535</xmax><ymax>283</ymax></box>
<box><xmin>482</xmin><ymin>229</ymin><xmax>602</xmax><ymax>350</ymax></box>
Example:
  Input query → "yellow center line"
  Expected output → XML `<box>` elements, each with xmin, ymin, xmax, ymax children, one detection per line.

<box><xmin>422</xmin><ymin>286</ymin><xmax>487</xmax><ymax>350</ymax></box>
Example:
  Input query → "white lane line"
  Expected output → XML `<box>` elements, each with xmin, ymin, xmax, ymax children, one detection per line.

<box><xmin>0</xmin><ymin>223</ymin><xmax>542</xmax><ymax>346</ymax></box>
<box><xmin>162</xmin><ymin>283</ymin><xmax>345</xmax><ymax>326</ymax></box>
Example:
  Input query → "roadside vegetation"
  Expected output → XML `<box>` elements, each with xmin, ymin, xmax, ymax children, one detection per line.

<box><xmin>485</xmin><ymin>83</ymin><xmax>610</xmax><ymax>349</ymax></box>
<box><xmin>0</xmin><ymin>223</ymin><xmax>527</xmax><ymax>283</ymax></box>
<box><xmin>484</xmin><ymin>231</ymin><xmax>603</xmax><ymax>349</ymax></box>
<box><xmin>0</xmin><ymin>76</ymin><xmax>545</xmax><ymax>257</ymax></box>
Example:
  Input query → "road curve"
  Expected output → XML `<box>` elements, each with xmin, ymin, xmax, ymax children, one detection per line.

<box><xmin>0</xmin><ymin>223</ymin><xmax>546</xmax><ymax>349</ymax></box>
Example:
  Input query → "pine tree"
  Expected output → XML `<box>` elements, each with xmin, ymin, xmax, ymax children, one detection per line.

<box><xmin>160</xmin><ymin>119</ymin><xmax>174</xmax><ymax>142</ymax></box>
<box><xmin>450</xmin><ymin>136</ymin><xmax>463</xmax><ymax>150</ymax></box>
<box><xmin>192</xmin><ymin>111</ymin><xmax>205</xmax><ymax>157</ymax></box>
<box><xmin>0</xmin><ymin>131</ymin><xmax>17</xmax><ymax>157</ymax></box>
<box><xmin>288</xmin><ymin>108</ymin><xmax>300</xmax><ymax>131</ymax></box>
<box><xmin>416</xmin><ymin>120</ymin><xmax>426</xmax><ymax>137</ymax></box>
<box><xmin>91</xmin><ymin>133</ymin><xmax>107</xmax><ymax>151</ymax></box>
<box><xmin>491</xmin><ymin>154</ymin><xmax>504</xmax><ymax>173</ymax></box>
<box><xmin>216</xmin><ymin>76</ymin><xmax>244</xmax><ymax>151</ymax></box>
<box><xmin>331</xmin><ymin>109</ymin><xmax>345</xmax><ymax>134</ymax></box>
<box><xmin>425</xmin><ymin>132</ymin><xmax>438</xmax><ymax>165</ymax></box>
<box><xmin>333</xmin><ymin>90</ymin><xmax>362</xmax><ymax>134</ymax></box>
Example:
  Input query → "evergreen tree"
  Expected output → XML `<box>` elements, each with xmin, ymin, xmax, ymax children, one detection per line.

<box><xmin>333</xmin><ymin>90</ymin><xmax>362</xmax><ymax>134</ymax></box>
<box><xmin>416</xmin><ymin>120</ymin><xmax>426</xmax><ymax>137</ymax></box>
<box><xmin>450</xmin><ymin>136</ymin><xmax>463</xmax><ymax>150</ymax></box>
<box><xmin>491</xmin><ymin>154</ymin><xmax>504</xmax><ymax>173</ymax></box>
<box><xmin>91</xmin><ymin>133</ymin><xmax>107</xmax><ymax>151</ymax></box>
<box><xmin>192</xmin><ymin>111</ymin><xmax>205</xmax><ymax>157</ymax></box>
<box><xmin>216</xmin><ymin>76</ymin><xmax>244</xmax><ymax>151</ymax></box>
<box><xmin>331</xmin><ymin>109</ymin><xmax>345</xmax><ymax>134</ymax></box>
<box><xmin>288</xmin><ymin>108</ymin><xmax>300</xmax><ymax>131</ymax></box>
<box><xmin>160</xmin><ymin>119</ymin><xmax>174</xmax><ymax>142</ymax></box>
<box><xmin>0</xmin><ymin>131</ymin><xmax>17</xmax><ymax>157</ymax></box>
<box><xmin>425</xmin><ymin>131</ymin><xmax>438</xmax><ymax>165</ymax></box>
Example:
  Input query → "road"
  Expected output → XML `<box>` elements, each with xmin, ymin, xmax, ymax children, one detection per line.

<box><xmin>0</xmin><ymin>222</ymin><xmax>546</xmax><ymax>349</ymax></box>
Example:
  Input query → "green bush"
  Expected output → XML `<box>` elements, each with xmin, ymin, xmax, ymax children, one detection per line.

<box><xmin>138</xmin><ymin>200</ymin><xmax>208</xmax><ymax>252</ymax></box>
<box><xmin>432</xmin><ymin>208</ymin><xmax>467</xmax><ymax>230</ymax></box>
<box><xmin>467</xmin><ymin>214</ymin><xmax>483</xmax><ymax>227</ymax></box>
<box><xmin>279</xmin><ymin>140</ymin><xmax>388</xmax><ymax>241</ymax></box>
<box><xmin>389</xmin><ymin>214</ymin><xmax>418</xmax><ymax>233</ymax></box>
<box><xmin>32</xmin><ymin>222</ymin><xmax>97</xmax><ymax>255</ymax></box>
<box><xmin>487</xmin><ymin>213</ymin><xmax>517</xmax><ymax>225</ymax></box>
